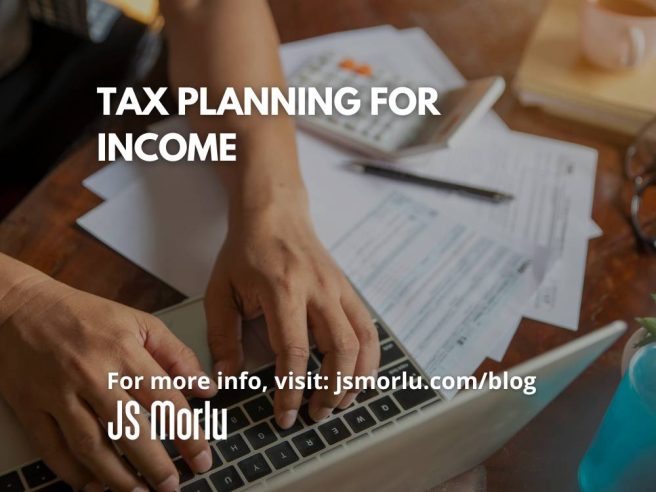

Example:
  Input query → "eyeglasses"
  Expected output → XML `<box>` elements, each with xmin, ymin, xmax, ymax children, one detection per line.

<box><xmin>625</xmin><ymin>118</ymin><xmax>656</xmax><ymax>251</ymax></box>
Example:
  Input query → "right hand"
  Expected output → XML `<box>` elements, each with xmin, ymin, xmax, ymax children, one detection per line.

<box><xmin>0</xmin><ymin>277</ymin><xmax>217</xmax><ymax>492</ymax></box>
<box><xmin>204</xmin><ymin>198</ymin><xmax>380</xmax><ymax>428</ymax></box>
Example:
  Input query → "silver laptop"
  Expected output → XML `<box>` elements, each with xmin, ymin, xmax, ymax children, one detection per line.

<box><xmin>0</xmin><ymin>297</ymin><xmax>625</xmax><ymax>491</ymax></box>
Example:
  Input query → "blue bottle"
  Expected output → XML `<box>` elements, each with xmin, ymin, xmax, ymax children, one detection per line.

<box><xmin>578</xmin><ymin>343</ymin><xmax>656</xmax><ymax>491</ymax></box>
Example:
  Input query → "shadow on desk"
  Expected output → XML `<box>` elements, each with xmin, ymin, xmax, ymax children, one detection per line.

<box><xmin>0</xmin><ymin>16</ymin><xmax>146</xmax><ymax>219</ymax></box>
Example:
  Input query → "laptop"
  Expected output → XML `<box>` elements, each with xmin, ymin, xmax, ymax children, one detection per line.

<box><xmin>0</xmin><ymin>297</ymin><xmax>625</xmax><ymax>492</ymax></box>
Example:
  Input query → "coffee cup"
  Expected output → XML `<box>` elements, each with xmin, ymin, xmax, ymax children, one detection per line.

<box><xmin>580</xmin><ymin>0</ymin><xmax>656</xmax><ymax>69</ymax></box>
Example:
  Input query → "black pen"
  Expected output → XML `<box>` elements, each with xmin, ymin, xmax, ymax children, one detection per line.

<box><xmin>352</xmin><ymin>159</ymin><xmax>514</xmax><ymax>203</ymax></box>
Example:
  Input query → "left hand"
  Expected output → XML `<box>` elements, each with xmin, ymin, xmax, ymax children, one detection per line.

<box><xmin>204</xmin><ymin>199</ymin><xmax>380</xmax><ymax>429</ymax></box>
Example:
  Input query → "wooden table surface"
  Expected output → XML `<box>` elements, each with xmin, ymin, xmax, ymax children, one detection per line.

<box><xmin>2</xmin><ymin>1</ymin><xmax>655</xmax><ymax>491</ymax></box>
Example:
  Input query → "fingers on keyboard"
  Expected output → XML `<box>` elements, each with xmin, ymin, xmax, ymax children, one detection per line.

<box><xmin>10</xmin><ymin>319</ymin><xmax>444</xmax><ymax>492</ymax></box>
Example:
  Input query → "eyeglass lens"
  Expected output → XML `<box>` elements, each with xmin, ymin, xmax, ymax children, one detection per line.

<box><xmin>626</xmin><ymin>119</ymin><xmax>656</xmax><ymax>179</ymax></box>
<box><xmin>633</xmin><ymin>177</ymin><xmax>656</xmax><ymax>245</ymax></box>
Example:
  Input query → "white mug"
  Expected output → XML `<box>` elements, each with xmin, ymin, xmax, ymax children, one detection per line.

<box><xmin>580</xmin><ymin>0</ymin><xmax>656</xmax><ymax>69</ymax></box>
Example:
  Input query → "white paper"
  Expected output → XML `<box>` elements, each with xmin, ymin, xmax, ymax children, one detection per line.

<box><xmin>83</xmin><ymin>118</ymin><xmax>198</xmax><ymax>199</ymax></box>
<box><xmin>80</xmin><ymin>164</ymin><xmax>228</xmax><ymax>297</ymax></box>
<box><xmin>80</xmin><ymin>25</ymin><xmax>515</xmax><ymax>297</ymax></box>
<box><xmin>78</xmin><ymin>26</ymin><xmax>596</xmax><ymax>374</ymax></box>
<box><xmin>328</xmin><ymin>192</ymin><xmax>542</xmax><ymax>397</ymax></box>
<box><xmin>589</xmin><ymin>221</ymin><xmax>603</xmax><ymax>239</ymax></box>
<box><xmin>400</xmin><ymin>28</ymin><xmax>600</xmax><ymax>239</ymax></box>
<box><xmin>377</xmin><ymin>131</ymin><xmax>597</xmax><ymax>333</ymax></box>
<box><xmin>83</xmin><ymin>161</ymin><xmax>141</xmax><ymax>201</ymax></box>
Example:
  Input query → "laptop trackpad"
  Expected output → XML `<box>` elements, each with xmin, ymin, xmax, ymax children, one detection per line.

<box><xmin>157</xmin><ymin>298</ymin><xmax>276</xmax><ymax>375</ymax></box>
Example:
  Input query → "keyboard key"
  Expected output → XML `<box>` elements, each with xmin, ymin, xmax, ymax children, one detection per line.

<box><xmin>237</xmin><ymin>453</ymin><xmax>272</xmax><ymax>482</ymax></box>
<box><xmin>374</xmin><ymin>320</ymin><xmax>389</xmax><ymax>341</ymax></box>
<box><xmin>190</xmin><ymin>397</ymin><xmax>209</xmax><ymax>411</ymax></box>
<box><xmin>292</xmin><ymin>430</ymin><xmax>326</xmax><ymax>457</ymax></box>
<box><xmin>332</xmin><ymin>402</ymin><xmax>351</xmax><ymax>415</ymax></box>
<box><xmin>217</xmin><ymin>434</ymin><xmax>250</xmax><ymax>462</ymax></box>
<box><xmin>162</xmin><ymin>439</ymin><xmax>180</xmax><ymax>458</ymax></box>
<box><xmin>210</xmin><ymin>467</ymin><xmax>244</xmax><ymax>492</ymax></box>
<box><xmin>253</xmin><ymin>365</ymin><xmax>276</xmax><ymax>390</ymax></box>
<box><xmin>393</xmin><ymin>386</ymin><xmax>437</xmax><ymax>411</ymax></box>
<box><xmin>212</xmin><ymin>367</ymin><xmax>275</xmax><ymax>409</ymax></box>
<box><xmin>355</xmin><ymin>387</ymin><xmax>379</xmax><ymax>403</ymax></box>
<box><xmin>369</xmin><ymin>396</ymin><xmax>401</xmax><ymax>421</ymax></box>
<box><xmin>210</xmin><ymin>446</ymin><xmax>222</xmax><ymax>469</ymax></box>
<box><xmin>174</xmin><ymin>458</ymin><xmax>194</xmax><ymax>484</ymax></box>
<box><xmin>182</xmin><ymin>478</ymin><xmax>213</xmax><ymax>492</ymax></box>
<box><xmin>265</xmin><ymin>442</ymin><xmax>299</xmax><ymax>470</ymax></box>
<box><xmin>311</xmin><ymin>348</ymin><xmax>324</xmax><ymax>363</ymax></box>
<box><xmin>203</xmin><ymin>412</ymin><xmax>223</xmax><ymax>442</ymax></box>
<box><xmin>226</xmin><ymin>407</ymin><xmax>250</xmax><ymax>433</ymax></box>
<box><xmin>212</xmin><ymin>365</ymin><xmax>280</xmax><ymax>410</ymax></box>
<box><xmin>0</xmin><ymin>472</ymin><xmax>23</xmax><ymax>492</ymax></box>
<box><xmin>210</xmin><ymin>388</ymin><xmax>254</xmax><ymax>410</ymax></box>
<box><xmin>243</xmin><ymin>396</ymin><xmax>273</xmax><ymax>423</ymax></box>
<box><xmin>318</xmin><ymin>418</ymin><xmax>352</xmax><ymax>445</ymax></box>
<box><xmin>307</xmin><ymin>355</ymin><xmax>319</xmax><ymax>372</ymax></box>
<box><xmin>298</xmin><ymin>403</ymin><xmax>315</xmax><ymax>426</ymax></box>
<box><xmin>21</xmin><ymin>461</ymin><xmax>56</xmax><ymax>488</ymax></box>
<box><xmin>244</xmin><ymin>421</ymin><xmax>277</xmax><ymax>450</ymax></box>
<box><xmin>379</xmin><ymin>360</ymin><xmax>419</xmax><ymax>379</ymax></box>
<box><xmin>379</xmin><ymin>360</ymin><xmax>437</xmax><ymax>410</ymax></box>
<box><xmin>332</xmin><ymin>401</ymin><xmax>351</xmax><ymax>414</ymax></box>
<box><xmin>271</xmin><ymin>417</ymin><xmax>304</xmax><ymax>438</ymax></box>
<box><xmin>303</xmin><ymin>386</ymin><xmax>315</xmax><ymax>400</ymax></box>
<box><xmin>38</xmin><ymin>482</ymin><xmax>72</xmax><ymax>492</ymax></box>
<box><xmin>379</xmin><ymin>340</ymin><xmax>405</xmax><ymax>367</ymax></box>
<box><xmin>343</xmin><ymin>407</ymin><xmax>376</xmax><ymax>433</ymax></box>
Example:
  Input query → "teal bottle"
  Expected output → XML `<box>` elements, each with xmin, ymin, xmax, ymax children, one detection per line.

<box><xmin>578</xmin><ymin>343</ymin><xmax>656</xmax><ymax>491</ymax></box>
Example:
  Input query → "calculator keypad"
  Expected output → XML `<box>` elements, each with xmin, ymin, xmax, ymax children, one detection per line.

<box><xmin>288</xmin><ymin>52</ymin><xmax>431</xmax><ymax>153</ymax></box>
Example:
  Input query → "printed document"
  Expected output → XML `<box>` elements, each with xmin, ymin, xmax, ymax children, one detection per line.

<box><xmin>328</xmin><ymin>192</ymin><xmax>543</xmax><ymax>396</ymax></box>
<box><xmin>385</xmin><ymin>132</ymin><xmax>597</xmax><ymax>331</ymax></box>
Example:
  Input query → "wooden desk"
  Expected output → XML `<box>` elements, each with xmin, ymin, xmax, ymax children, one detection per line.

<box><xmin>1</xmin><ymin>1</ymin><xmax>655</xmax><ymax>490</ymax></box>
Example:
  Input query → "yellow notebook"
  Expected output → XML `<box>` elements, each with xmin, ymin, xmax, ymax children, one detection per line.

<box><xmin>514</xmin><ymin>0</ymin><xmax>656</xmax><ymax>134</ymax></box>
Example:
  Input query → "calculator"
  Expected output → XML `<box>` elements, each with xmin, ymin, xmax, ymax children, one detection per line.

<box><xmin>288</xmin><ymin>52</ymin><xmax>505</xmax><ymax>160</ymax></box>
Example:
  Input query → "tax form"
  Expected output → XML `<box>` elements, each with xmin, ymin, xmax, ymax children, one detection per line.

<box><xmin>327</xmin><ymin>192</ymin><xmax>544</xmax><ymax>395</ymax></box>
<box><xmin>387</xmin><ymin>132</ymin><xmax>597</xmax><ymax>334</ymax></box>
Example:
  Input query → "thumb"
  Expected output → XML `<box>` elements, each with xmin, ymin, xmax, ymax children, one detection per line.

<box><xmin>205</xmin><ymin>294</ymin><xmax>244</xmax><ymax>378</ymax></box>
<box><xmin>141</xmin><ymin>314</ymin><xmax>218</xmax><ymax>398</ymax></box>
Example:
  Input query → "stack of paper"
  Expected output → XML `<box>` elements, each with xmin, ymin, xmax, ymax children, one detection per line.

<box><xmin>78</xmin><ymin>26</ymin><xmax>599</xmax><ymax>395</ymax></box>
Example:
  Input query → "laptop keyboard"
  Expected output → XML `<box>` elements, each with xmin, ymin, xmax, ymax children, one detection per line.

<box><xmin>2</xmin><ymin>320</ymin><xmax>441</xmax><ymax>492</ymax></box>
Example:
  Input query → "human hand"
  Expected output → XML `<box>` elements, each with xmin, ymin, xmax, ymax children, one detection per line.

<box><xmin>0</xmin><ymin>277</ymin><xmax>217</xmax><ymax>492</ymax></box>
<box><xmin>205</xmin><ymin>198</ymin><xmax>380</xmax><ymax>429</ymax></box>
